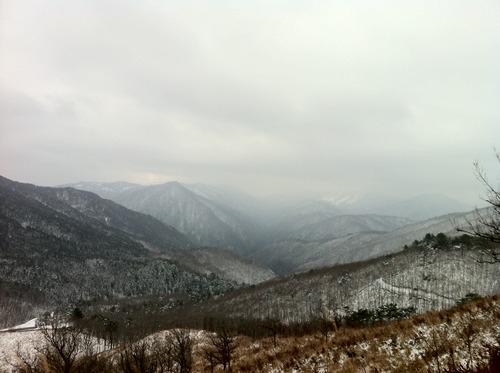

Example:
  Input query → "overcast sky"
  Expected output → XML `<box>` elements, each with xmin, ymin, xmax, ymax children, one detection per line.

<box><xmin>1</xmin><ymin>1</ymin><xmax>499</xmax><ymax>204</ymax></box>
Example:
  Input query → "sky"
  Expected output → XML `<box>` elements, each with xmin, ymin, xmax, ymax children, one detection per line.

<box><xmin>1</xmin><ymin>1</ymin><xmax>499</xmax><ymax>204</ymax></box>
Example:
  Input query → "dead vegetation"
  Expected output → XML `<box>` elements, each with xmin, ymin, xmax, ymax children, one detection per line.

<box><xmin>201</xmin><ymin>294</ymin><xmax>500</xmax><ymax>372</ymax></box>
<box><xmin>3</xmin><ymin>295</ymin><xmax>499</xmax><ymax>372</ymax></box>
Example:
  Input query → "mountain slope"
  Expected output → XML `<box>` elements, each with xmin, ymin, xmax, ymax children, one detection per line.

<box><xmin>62</xmin><ymin>180</ymin><xmax>479</xmax><ymax>273</ymax></box>
<box><xmin>57</xmin><ymin>181</ymin><xmax>143</xmax><ymax>200</ymax></box>
<box><xmin>184</xmin><ymin>183</ymin><xmax>265</xmax><ymax>219</ymax></box>
<box><xmin>364</xmin><ymin>193</ymin><xmax>473</xmax><ymax>220</ymax></box>
<box><xmin>281</xmin><ymin>214</ymin><xmax>413</xmax><ymax>242</ymax></box>
<box><xmin>1</xmin><ymin>176</ymin><xmax>192</xmax><ymax>253</ymax></box>
<box><xmin>252</xmin><ymin>210</ymin><xmax>480</xmax><ymax>274</ymax></box>
<box><xmin>0</xmin><ymin>176</ymin><xmax>245</xmax><ymax>327</ymax></box>
<box><xmin>112</xmin><ymin>182</ymin><xmax>263</xmax><ymax>253</ymax></box>
<box><xmin>193</xmin><ymin>236</ymin><xmax>500</xmax><ymax>324</ymax></box>
<box><xmin>168</xmin><ymin>247</ymin><xmax>276</xmax><ymax>285</ymax></box>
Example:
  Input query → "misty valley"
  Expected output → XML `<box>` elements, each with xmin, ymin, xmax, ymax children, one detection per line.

<box><xmin>0</xmin><ymin>175</ymin><xmax>499</xmax><ymax>372</ymax></box>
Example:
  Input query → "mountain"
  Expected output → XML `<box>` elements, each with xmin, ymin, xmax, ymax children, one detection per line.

<box><xmin>0</xmin><ymin>176</ymin><xmax>192</xmax><ymax>254</ymax></box>
<box><xmin>334</xmin><ymin>192</ymin><xmax>473</xmax><ymax>220</ymax></box>
<box><xmin>62</xmin><ymin>181</ymin><xmax>268</xmax><ymax>252</ymax></box>
<box><xmin>188</xmin><ymin>235</ymin><xmax>500</xmax><ymax>324</ymax></box>
<box><xmin>275</xmin><ymin>213</ymin><xmax>413</xmax><ymax>243</ymax></box>
<box><xmin>251</xmin><ymin>210</ymin><xmax>479</xmax><ymax>274</ymax></box>
<box><xmin>111</xmin><ymin>182</ymin><xmax>263</xmax><ymax>254</ymax></box>
<box><xmin>168</xmin><ymin>247</ymin><xmax>276</xmax><ymax>285</ymax></box>
<box><xmin>184</xmin><ymin>183</ymin><xmax>266</xmax><ymax>219</ymax></box>
<box><xmin>58</xmin><ymin>181</ymin><xmax>143</xmax><ymax>200</ymax></box>
<box><xmin>0</xmin><ymin>176</ymin><xmax>274</xmax><ymax>327</ymax></box>
<box><xmin>373</xmin><ymin>193</ymin><xmax>473</xmax><ymax>220</ymax></box>
<box><xmin>268</xmin><ymin>199</ymin><xmax>344</xmax><ymax>229</ymax></box>
<box><xmin>322</xmin><ymin>190</ymin><xmax>366</xmax><ymax>207</ymax></box>
<box><xmin>62</xmin><ymin>180</ymin><xmax>478</xmax><ymax>272</ymax></box>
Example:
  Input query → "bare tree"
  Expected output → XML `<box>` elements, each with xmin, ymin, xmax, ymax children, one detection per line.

<box><xmin>203</xmin><ymin>349</ymin><xmax>218</xmax><ymax>373</ymax></box>
<box><xmin>37</xmin><ymin>316</ymin><xmax>84</xmax><ymax>373</ymax></box>
<box><xmin>455</xmin><ymin>150</ymin><xmax>500</xmax><ymax>263</ymax></box>
<box><xmin>117</xmin><ymin>331</ymin><xmax>193</xmax><ymax>373</ymax></box>
<box><xmin>171</xmin><ymin>329</ymin><xmax>192</xmax><ymax>373</ymax></box>
<box><xmin>151</xmin><ymin>334</ymin><xmax>175</xmax><ymax>373</ymax></box>
<box><xmin>8</xmin><ymin>313</ymin><xmax>112</xmax><ymax>373</ymax></box>
<box><xmin>117</xmin><ymin>337</ymin><xmax>162</xmax><ymax>373</ymax></box>
<box><xmin>205</xmin><ymin>321</ymin><xmax>237</xmax><ymax>372</ymax></box>
<box><xmin>261</xmin><ymin>317</ymin><xmax>283</xmax><ymax>346</ymax></box>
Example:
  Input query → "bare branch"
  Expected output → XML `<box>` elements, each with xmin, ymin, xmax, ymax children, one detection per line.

<box><xmin>454</xmin><ymin>150</ymin><xmax>500</xmax><ymax>263</ymax></box>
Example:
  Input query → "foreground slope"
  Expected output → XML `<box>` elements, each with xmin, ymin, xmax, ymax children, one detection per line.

<box><xmin>211</xmin><ymin>296</ymin><xmax>500</xmax><ymax>372</ymax></box>
<box><xmin>1</xmin><ymin>296</ymin><xmax>498</xmax><ymax>372</ymax></box>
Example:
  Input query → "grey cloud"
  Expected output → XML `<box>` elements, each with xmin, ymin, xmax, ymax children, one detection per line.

<box><xmin>1</xmin><ymin>1</ymin><xmax>499</xmax><ymax>204</ymax></box>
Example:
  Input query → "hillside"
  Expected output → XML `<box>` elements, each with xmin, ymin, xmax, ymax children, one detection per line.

<box><xmin>0</xmin><ymin>177</ymin><xmax>498</xmax><ymax>372</ymax></box>
<box><xmin>177</xmin><ymin>234</ymin><xmax>500</xmax><ymax>325</ymax></box>
<box><xmin>331</xmin><ymin>192</ymin><xmax>474</xmax><ymax>220</ymax></box>
<box><xmin>1</xmin><ymin>296</ymin><xmax>498</xmax><ymax>372</ymax></box>
<box><xmin>1</xmin><ymin>176</ymin><xmax>192</xmax><ymax>253</ymax></box>
<box><xmin>57</xmin><ymin>181</ymin><xmax>144</xmax><ymax>200</ymax></box>
<box><xmin>111</xmin><ymin>182</ymin><xmax>264</xmax><ymax>254</ymax></box>
<box><xmin>65</xmin><ymin>180</ymin><xmax>478</xmax><ymax>273</ymax></box>
<box><xmin>252</xmin><ymin>210</ymin><xmax>481</xmax><ymax>274</ymax></box>
<box><xmin>168</xmin><ymin>247</ymin><xmax>276</xmax><ymax>285</ymax></box>
<box><xmin>367</xmin><ymin>193</ymin><xmax>474</xmax><ymax>220</ymax></box>
<box><xmin>0</xmin><ymin>176</ymin><xmax>274</xmax><ymax>328</ymax></box>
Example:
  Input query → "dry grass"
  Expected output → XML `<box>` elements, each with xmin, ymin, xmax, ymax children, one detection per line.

<box><xmin>192</xmin><ymin>295</ymin><xmax>500</xmax><ymax>372</ymax></box>
<box><xmin>2</xmin><ymin>296</ymin><xmax>498</xmax><ymax>372</ymax></box>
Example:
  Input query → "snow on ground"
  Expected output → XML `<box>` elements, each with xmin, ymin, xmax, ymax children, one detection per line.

<box><xmin>0</xmin><ymin>330</ymin><xmax>45</xmax><ymax>373</ymax></box>
<box><xmin>1</xmin><ymin>298</ymin><xmax>498</xmax><ymax>372</ymax></box>
<box><xmin>0</xmin><ymin>318</ymin><xmax>38</xmax><ymax>332</ymax></box>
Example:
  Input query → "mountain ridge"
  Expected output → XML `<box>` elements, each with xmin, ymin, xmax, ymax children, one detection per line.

<box><xmin>61</xmin><ymin>179</ymin><xmax>479</xmax><ymax>273</ymax></box>
<box><xmin>0</xmin><ymin>176</ymin><xmax>276</xmax><ymax>327</ymax></box>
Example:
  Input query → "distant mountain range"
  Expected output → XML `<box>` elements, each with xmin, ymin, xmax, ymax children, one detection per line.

<box><xmin>322</xmin><ymin>191</ymin><xmax>473</xmax><ymax>220</ymax></box>
<box><xmin>0</xmin><ymin>175</ymin><xmax>495</xmax><ymax>331</ymax></box>
<box><xmin>63</xmin><ymin>180</ymin><xmax>475</xmax><ymax>273</ymax></box>
<box><xmin>63</xmin><ymin>181</ymin><xmax>264</xmax><ymax>255</ymax></box>
<box><xmin>253</xmin><ymin>210</ymin><xmax>480</xmax><ymax>274</ymax></box>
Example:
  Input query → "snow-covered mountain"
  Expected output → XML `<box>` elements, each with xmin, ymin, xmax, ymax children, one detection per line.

<box><xmin>63</xmin><ymin>181</ymin><xmax>266</xmax><ymax>254</ymax></box>
<box><xmin>1</xmin><ymin>177</ymin><xmax>498</xmax><ymax>373</ymax></box>
<box><xmin>184</xmin><ymin>183</ymin><xmax>265</xmax><ymax>219</ymax></box>
<box><xmin>168</xmin><ymin>247</ymin><xmax>276</xmax><ymax>285</ymax></box>
<box><xmin>0</xmin><ymin>176</ymin><xmax>274</xmax><ymax>328</ymax></box>
<box><xmin>58</xmin><ymin>181</ymin><xmax>143</xmax><ymax>199</ymax></box>
<box><xmin>112</xmin><ymin>182</ymin><xmax>264</xmax><ymax>255</ymax></box>
<box><xmin>202</xmin><ymin>237</ymin><xmax>500</xmax><ymax>322</ymax></box>
<box><xmin>62</xmin><ymin>180</ymin><xmax>478</xmax><ymax>273</ymax></box>
<box><xmin>326</xmin><ymin>192</ymin><xmax>473</xmax><ymax>220</ymax></box>
<box><xmin>281</xmin><ymin>214</ymin><xmax>414</xmax><ymax>243</ymax></box>
<box><xmin>270</xmin><ymin>199</ymin><xmax>344</xmax><ymax>228</ymax></box>
<box><xmin>322</xmin><ymin>190</ymin><xmax>365</xmax><ymax>207</ymax></box>
<box><xmin>367</xmin><ymin>193</ymin><xmax>473</xmax><ymax>220</ymax></box>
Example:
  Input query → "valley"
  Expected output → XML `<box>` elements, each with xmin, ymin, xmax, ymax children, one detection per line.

<box><xmin>0</xmin><ymin>175</ymin><xmax>498</xmax><ymax>372</ymax></box>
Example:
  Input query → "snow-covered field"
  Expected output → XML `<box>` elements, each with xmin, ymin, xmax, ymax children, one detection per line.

<box><xmin>0</xmin><ymin>329</ymin><xmax>45</xmax><ymax>373</ymax></box>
